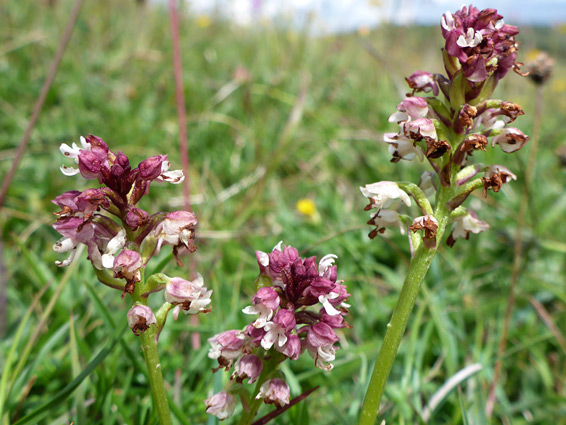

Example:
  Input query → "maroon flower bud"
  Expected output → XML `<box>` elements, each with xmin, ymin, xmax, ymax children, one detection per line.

<box><xmin>405</xmin><ymin>71</ymin><xmax>439</xmax><ymax>96</ymax></box>
<box><xmin>77</xmin><ymin>150</ymin><xmax>108</xmax><ymax>181</ymax></box>
<box><xmin>125</xmin><ymin>207</ymin><xmax>149</xmax><ymax>230</ymax></box>
<box><xmin>138</xmin><ymin>155</ymin><xmax>167</xmax><ymax>181</ymax></box>
<box><xmin>52</xmin><ymin>190</ymin><xmax>81</xmax><ymax>218</ymax></box>
<box><xmin>233</xmin><ymin>354</ymin><xmax>263</xmax><ymax>383</ymax></box>
<box><xmin>280</xmin><ymin>334</ymin><xmax>302</xmax><ymax>360</ymax></box>
<box><xmin>127</xmin><ymin>304</ymin><xmax>156</xmax><ymax>336</ymax></box>
<box><xmin>306</xmin><ymin>322</ymin><xmax>339</xmax><ymax>348</ymax></box>
<box><xmin>252</xmin><ymin>287</ymin><xmax>280</xmax><ymax>311</ymax></box>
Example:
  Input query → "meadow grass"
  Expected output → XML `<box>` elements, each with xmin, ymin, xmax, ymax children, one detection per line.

<box><xmin>1</xmin><ymin>1</ymin><xmax>566</xmax><ymax>424</ymax></box>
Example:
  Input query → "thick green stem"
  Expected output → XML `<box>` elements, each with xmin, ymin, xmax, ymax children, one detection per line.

<box><xmin>358</xmin><ymin>245</ymin><xmax>437</xmax><ymax>425</ymax></box>
<box><xmin>358</xmin><ymin>188</ymin><xmax>451</xmax><ymax>425</ymax></box>
<box><xmin>139</xmin><ymin>325</ymin><xmax>174</xmax><ymax>425</ymax></box>
<box><xmin>132</xmin><ymin>271</ymin><xmax>173</xmax><ymax>425</ymax></box>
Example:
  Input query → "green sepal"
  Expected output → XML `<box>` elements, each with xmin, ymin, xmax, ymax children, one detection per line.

<box><xmin>442</xmin><ymin>48</ymin><xmax>461</xmax><ymax>77</ymax></box>
<box><xmin>145</xmin><ymin>273</ymin><xmax>169</xmax><ymax>292</ymax></box>
<box><xmin>140</xmin><ymin>233</ymin><xmax>158</xmax><ymax>262</ymax></box>
<box><xmin>449</xmin><ymin>71</ymin><xmax>466</xmax><ymax>112</ymax></box>
<box><xmin>255</xmin><ymin>274</ymin><xmax>273</xmax><ymax>291</ymax></box>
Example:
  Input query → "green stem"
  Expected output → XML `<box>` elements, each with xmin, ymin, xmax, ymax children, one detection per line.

<box><xmin>358</xmin><ymin>188</ymin><xmax>451</xmax><ymax>425</ymax></box>
<box><xmin>139</xmin><ymin>325</ymin><xmax>174</xmax><ymax>425</ymax></box>
<box><xmin>132</xmin><ymin>271</ymin><xmax>173</xmax><ymax>425</ymax></box>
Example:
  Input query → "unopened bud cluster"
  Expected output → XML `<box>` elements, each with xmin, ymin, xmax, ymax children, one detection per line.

<box><xmin>363</xmin><ymin>5</ymin><xmax>529</xmax><ymax>248</ymax></box>
<box><xmin>205</xmin><ymin>242</ymin><xmax>350</xmax><ymax>420</ymax></box>
<box><xmin>52</xmin><ymin>135</ymin><xmax>211</xmax><ymax>335</ymax></box>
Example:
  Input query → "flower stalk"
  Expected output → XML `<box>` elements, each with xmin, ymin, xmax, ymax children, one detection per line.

<box><xmin>358</xmin><ymin>5</ymin><xmax>528</xmax><ymax>423</ymax></box>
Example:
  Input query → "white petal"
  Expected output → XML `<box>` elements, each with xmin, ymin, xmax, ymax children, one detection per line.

<box><xmin>60</xmin><ymin>165</ymin><xmax>80</xmax><ymax>176</ymax></box>
<box><xmin>53</xmin><ymin>237</ymin><xmax>75</xmax><ymax>253</ymax></box>
<box><xmin>101</xmin><ymin>253</ymin><xmax>115</xmax><ymax>269</ymax></box>
<box><xmin>158</xmin><ymin>169</ymin><xmax>185</xmax><ymax>184</ymax></box>
<box><xmin>106</xmin><ymin>230</ymin><xmax>127</xmax><ymax>255</ymax></box>
<box><xmin>55</xmin><ymin>248</ymin><xmax>76</xmax><ymax>267</ymax></box>
<box><xmin>59</xmin><ymin>143</ymin><xmax>79</xmax><ymax>159</ymax></box>
<box><xmin>273</xmin><ymin>241</ymin><xmax>283</xmax><ymax>251</ymax></box>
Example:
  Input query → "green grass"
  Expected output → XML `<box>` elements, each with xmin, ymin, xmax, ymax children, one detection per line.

<box><xmin>1</xmin><ymin>1</ymin><xmax>566</xmax><ymax>424</ymax></box>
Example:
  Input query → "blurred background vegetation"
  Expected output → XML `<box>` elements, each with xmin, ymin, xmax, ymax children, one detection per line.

<box><xmin>1</xmin><ymin>0</ymin><xmax>566</xmax><ymax>424</ymax></box>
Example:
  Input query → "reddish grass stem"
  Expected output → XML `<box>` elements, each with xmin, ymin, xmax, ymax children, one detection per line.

<box><xmin>167</xmin><ymin>0</ymin><xmax>200</xmax><ymax>349</ymax></box>
<box><xmin>0</xmin><ymin>0</ymin><xmax>84</xmax><ymax>209</ymax></box>
<box><xmin>486</xmin><ymin>84</ymin><xmax>545</xmax><ymax>418</ymax></box>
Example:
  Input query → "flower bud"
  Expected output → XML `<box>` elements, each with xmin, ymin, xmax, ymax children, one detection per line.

<box><xmin>307</xmin><ymin>322</ymin><xmax>340</xmax><ymax>348</ymax></box>
<box><xmin>281</xmin><ymin>334</ymin><xmax>302</xmax><ymax>360</ymax></box>
<box><xmin>113</xmin><ymin>250</ymin><xmax>143</xmax><ymax>286</ymax></box>
<box><xmin>125</xmin><ymin>207</ymin><xmax>149</xmax><ymax>230</ymax></box>
<box><xmin>138</xmin><ymin>155</ymin><xmax>167</xmax><ymax>181</ymax></box>
<box><xmin>205</xmin><ymin>391</ymin><xmax>237</xmax><ymax>421</ymax></box>
<box><xmin>405</xmin><ymin>71</ymin><xmax>439</xmax><ymax>95</ymax></box>
<box><xmin>233</xmin><ymin>354</ymin><xmax>263</xmax><ymax>383</ymax></box>
<box><xmin>127</xmin><ymin>304</ymin><xmax>156</xmax><ymax>335</ymax></box>
<box><xmin>256</xmin><ymin>378</ymin><xmax>290</xmax><ymax>406</ymax></box>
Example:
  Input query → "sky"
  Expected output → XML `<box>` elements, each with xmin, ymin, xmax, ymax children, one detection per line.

<box><xmin>187</xmin><ymin>0</ymin><xmax>566</xmax><ymax>33</ymax></box>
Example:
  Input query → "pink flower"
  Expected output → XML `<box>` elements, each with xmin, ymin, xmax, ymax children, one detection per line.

<box><xmin>233</xmin><ymin>354</ymin><xmax>263</xmax><ymax>383</ymax></box>
<box><xmin>256</xmin><ymin>378</ymin><xmax>290</xmax><ymax>406</ymax></box>
<box><xmin>127</xmin><ymin>304</ymin><xmax>156</xmax><ymax>336</ymax></box>
<box><xmin>205</xmin><ymin>391</ymin><xmax>237</xmax><ymax>420</ymax></box>
<box><xmin>164</xmin><ymin>274</ymin><xmax>212</xmax><ymax>314</ymax></box>
<box><xmin>208</xmin><ymin>330</ymin><xmax>245</xmax><ymax>361</ymax></box>
<box><xmin>242</xmin><ymin>287</ymin><xmax>280</xmax><ymax>328</ymax></box>
<box><xmin>405</xmin><ymin>71</ymin><xmax>439</xmax><ymax>95</ymax></box>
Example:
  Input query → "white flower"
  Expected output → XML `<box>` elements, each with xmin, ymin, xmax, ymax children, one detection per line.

<box><xmin>441</xmin><ymin>11</ymin><xmax>455</xmax><ymax>31</ymax></box>
<box><xmin>307</xmin><ymin>344</ymin><xmax>337</xmax><ymax>371</ymax></box>
<box><xmin>90</xmin><ymin>229</ymin><xmax>127</xmax><ymax>270</ymax></box>
<box><xmin>318</xmin><ymin>292</ymin><xmax>341</xmax><ymax>316</ymax></box>
<box><xmin>360</xmin><ymin>181</ymin><xmax>411</xmax><ymax>210</ymax></box>
<box><xmin>261</xmin><ymin>322</ymin><xmax>288</xmax><ymax>350</ymax></box>
<box><xmin>157</xmin><ymin>160</ymin><xmax>185</xmax><ymax>184</ymax></box>
<box><xmin>452</xmin><ymin>213</ymin><xmax>490</xmax><ymax>241</ymax></box>
<box><xmin>318</xmin><ymin>254</ymin><xmax>337</xmax><ymax>276</ymax></box>
<box><xmin>59</xmin><ymin>136</ymin><xmax>90</xmax><ymax>176</ymax></box>
<box><xmin>368</xmin><ymin>209</ymin><xmax>405</xmax><ymax>235</ymax></box>
<box><xmin>242</xmin><ymin>303</ymin><xmax>274</xmax><ymax>328</ymax></box>
<box><xmin>384</xmin><ymin>133</ymin><xmax>424</xmax><ymax>162</ymax></box>
<box><xmin>457</xmin><ymin>28</ymin><xmax>483</xmax><ymax>48</ymax></box>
